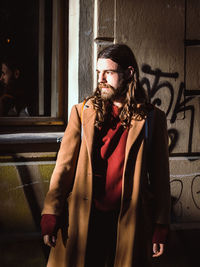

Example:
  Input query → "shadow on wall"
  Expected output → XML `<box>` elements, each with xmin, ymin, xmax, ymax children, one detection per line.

<box><xmin>15</xmin><ymin>158</ymin><xmax>50</xmax><ymax>260</ymax></box>
<box><xmin>0</xmin><ymin>154</ymin><xmax>51</xmax><ymax>266</ymax></box>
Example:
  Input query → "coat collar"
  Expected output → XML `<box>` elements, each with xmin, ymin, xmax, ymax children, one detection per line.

<box><xmin>82</xmin><ymin>99</ymin><xmax>146</xmax><ymax>158</ymax></box>
<box><xmin>81</xmin><ymin>99</ymin><xmax>96</xmax><ymax>156</ymax></box>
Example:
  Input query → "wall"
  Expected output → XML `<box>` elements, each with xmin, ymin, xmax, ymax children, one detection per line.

<box><xmin>0</xmin><ymin>132</ymin><xmax>64</xmax><ymax>266</ymax></box>
<box><xmin>0</xmin><ymin>151</ymin><xmax>56</xmax><ymax>266</ymax></box>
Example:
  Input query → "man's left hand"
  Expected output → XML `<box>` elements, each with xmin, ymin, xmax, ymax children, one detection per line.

<box><xmin>152</xmin><ymin>243</ymin><xmax>164</xmax><ymax>257</ymax></box>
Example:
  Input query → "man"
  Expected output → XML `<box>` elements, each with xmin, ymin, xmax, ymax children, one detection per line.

<box><xmin>41</xmin><ymin>44</ymin><xmax>171</xmax><ymax>267</ymax></box>
<box><xmin>0</xmin><ymin>58</ymin><xmax>29</xmax><ymax>116</ymax></box>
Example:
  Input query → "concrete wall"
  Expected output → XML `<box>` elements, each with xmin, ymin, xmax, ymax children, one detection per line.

<box><xmin>0</xmin><ymin>152</ymin><xmax>56</xmax><ymax>266</ymax></box>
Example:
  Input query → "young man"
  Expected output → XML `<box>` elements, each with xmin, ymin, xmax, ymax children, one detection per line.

<box><xmin>0</xmin><ymin>58</ymin><xmax>29</xmax><ymax>116</ymax></box>
<box><xmin>41</xmin><ymin>44</ymin><xmax>171</xmax><ymax>267</ymax></box>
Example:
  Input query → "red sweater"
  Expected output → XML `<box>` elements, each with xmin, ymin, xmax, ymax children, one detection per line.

<box><xmin>92</xmin><ymin>105</ymin><xmax>128</xmax><ymax>211</ymax></box>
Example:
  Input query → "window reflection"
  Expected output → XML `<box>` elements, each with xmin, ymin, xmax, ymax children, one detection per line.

<box><xmin>0</xmin><ymin>0</ymin><xmax>55</xmax><ymax>118</ymax></box>
<box><xmin>0</xmin><ymin>58</ymin><xmax>31</xmax><ymax>116</ymax></box>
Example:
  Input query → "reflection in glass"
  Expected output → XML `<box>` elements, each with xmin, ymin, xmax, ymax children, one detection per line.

<box><xmin>0</xmin><ymin>0</ymin><xmax>54</xmax><ymax>117</ymax></box>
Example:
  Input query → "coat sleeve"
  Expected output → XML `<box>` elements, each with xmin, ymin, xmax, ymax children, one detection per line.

<box><xmin>148</xmin><ymin>108</ymin><xmax>171</xmax><ymax>225</ymax></box>
<box><xmin>42</xmin><ymin>104</ymin><xmax>82</xmax><ymax>216</ymax></box>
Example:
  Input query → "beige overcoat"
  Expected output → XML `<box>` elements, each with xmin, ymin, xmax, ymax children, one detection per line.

<box><xmin>42</xmin><ymin>99</ymin><xmax>171</xmax><ymax>267</ymax></box>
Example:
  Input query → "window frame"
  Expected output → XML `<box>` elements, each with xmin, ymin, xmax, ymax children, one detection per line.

<box><xmin>0</xmin><ymin>0</ymin><xmax>68</xmax><ymax>131</ymax></box>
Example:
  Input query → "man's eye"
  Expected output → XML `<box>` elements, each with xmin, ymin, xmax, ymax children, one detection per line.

<box><xmin>106</xmin><ymin>71</ymin><xmax>113</xmax><ymax>75</ymax></box>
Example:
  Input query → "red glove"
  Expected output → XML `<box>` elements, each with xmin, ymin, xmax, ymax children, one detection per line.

<box><xmin>40</xmin><ymin>214</ymin><xmax>59</xmax><ymax>236</ymax></box>
<box><xmin>152</xmin><ymin>224</ymin><xmax>169</xmax><ymax>244</ymax></box>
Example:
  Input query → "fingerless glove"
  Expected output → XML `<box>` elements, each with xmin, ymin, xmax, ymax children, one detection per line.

<box><xmin>152</xmin><ymin>224</ymin><xmax>169</xmax><ymax>244</ymax></box>
<box><xmin>40</xmin><ymin>214</ymin><xmax>59</xmax><ymax>236</ymax></box>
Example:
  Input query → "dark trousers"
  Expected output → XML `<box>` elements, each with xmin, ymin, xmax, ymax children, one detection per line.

<box><xmin>85</xmin><ymin>207</ymin><xmax>119</xmax><ymax>267</ymax></box>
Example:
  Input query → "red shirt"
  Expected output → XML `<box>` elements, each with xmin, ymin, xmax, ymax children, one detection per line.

<box><xmin>93</xmin><ymin>105</ymin><xmax>128</xmax><ymax>211</ymax></box>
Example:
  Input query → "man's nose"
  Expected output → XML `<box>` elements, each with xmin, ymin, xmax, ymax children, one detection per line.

<box><xmin>98</xmin><ymin>72</ymin><xmax>106</xmax><ymax>83</ymax></box>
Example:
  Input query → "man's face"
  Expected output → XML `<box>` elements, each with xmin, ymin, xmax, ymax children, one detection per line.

<box><xmin>0</xmin><ymin>63</ymin><xmax>15</xmax><ymax>86</ymax></box>
<box><xmin>96</xmin><ymin>58</ymin><xmax>126</xmax><ymax>100</ymax></box>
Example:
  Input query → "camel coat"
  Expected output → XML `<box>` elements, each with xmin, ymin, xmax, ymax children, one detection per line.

<box><xmin>42</xmin><ymin>99</ymin><xmax>171</xmax><ymax>267</ymax></box>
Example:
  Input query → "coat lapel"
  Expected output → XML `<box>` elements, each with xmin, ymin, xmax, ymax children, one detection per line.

<box><xmin>82</xmin><ymin>100</ymin><xmax>146</xmax><ymax>165</ymax></box>
<box><xmin>81</xmin><ymin>100</ymin><xmax>96</xmax><ymax>157</ymax></box>
<box><xmin>121</xmin><ymin>117</ymin><xmax>146</xmax><ymax>206</ymax></box>
<box><xmin>125</xmin><ymin>118</ymin><xmax>145</xmax><ymax>162</ymax></box>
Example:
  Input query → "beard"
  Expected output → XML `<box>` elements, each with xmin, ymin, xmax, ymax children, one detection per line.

<box><xmin>98</xmin><ymin>82</ymin><xmax>128</xmax><ymax>101</ymax></box>
<box><xmin>98</xmin><ymin>83</ymin><xmax>115</xmax><ymax>100</ymax></box>
<box><xmin>1</xmin><ymin>76</ymin><xmax>16</xmax><ymax>89</ymax></box>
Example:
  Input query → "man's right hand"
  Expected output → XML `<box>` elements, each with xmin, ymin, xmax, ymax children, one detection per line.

<box><xmin>41</xmin><ymin>214</ymin><xmax>59</xmax><ymax>247</ymax></box>
<box><xmin>43</xmin><ymin>235</ymin><xmax>57</xmax><ymax>247</ymax></box>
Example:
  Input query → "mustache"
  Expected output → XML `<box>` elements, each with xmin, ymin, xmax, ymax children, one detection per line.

<box><xmin>98</xmin><ymin>83</ymin><xmax>114</xmax><ymax>90</ymax></box>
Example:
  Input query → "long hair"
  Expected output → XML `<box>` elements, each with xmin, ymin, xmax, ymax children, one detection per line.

<box><xmin>90</xmin><ymin>44</ymin><xmax>148</xmax><ymax>128</ymax></box>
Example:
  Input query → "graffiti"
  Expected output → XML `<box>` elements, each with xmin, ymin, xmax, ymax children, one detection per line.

<box><xmin>141</xmin><ymin>64</ymin><xmax>178</xmax><ymax>117</ymax></box>
<box><xmin>170</xmin><ymin>174</ymin><xmax>200</xmax><ymax>222</ymax></box>
<box><xmin>170</xmin><ymin>82</ymin><xmax>195</xmax><ymax>154</ymax></box>
<box><xmin>168</xmin><ymin>129</ymin><xmax>179</xmax><ymax>153</ymax></box>
<box><xmin>140</xmin><ymin>64</ymin><xmax>200</xmax><ymax>224</ymax></box>
<box><xmin>191</xmin><ymin>175</ymin><xmax>200</xmax><ymax>210</ymax></box>
<box><xmin>140</xmin><ymin>64</ymin><xmax>196</xmax><ymax>154</ymax></box>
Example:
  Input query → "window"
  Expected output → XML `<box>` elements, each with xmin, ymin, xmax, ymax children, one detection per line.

<box><xmin>0</xmin><ymin>0</ymin><xmax>68</xmax><ymax>131</ymax></box>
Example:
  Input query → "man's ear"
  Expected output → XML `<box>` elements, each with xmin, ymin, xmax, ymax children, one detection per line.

<box><xmin>14</xmin><ymin>69</ymin><xmax>20</xmax><ymax>79</ymax></box>
<box><xmin>125</xmin><ymin>66</ymin><xmax>134</xmax><ymax>80</ymax></box>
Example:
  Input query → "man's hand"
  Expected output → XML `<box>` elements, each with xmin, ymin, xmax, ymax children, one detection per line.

<box><xmin>43</xmin><ymin>235</ymin><xmax>57</xmax><ymax>247</ymax></box>
<box><xmin>152</xmin><ymin>243</ymin><xmax>164</xmax><ymax>257</ymax></box>
<box><xmin>41</xmin><ymin>214</ymin><xmax>59</xmax><ymax>248</ymax></box>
